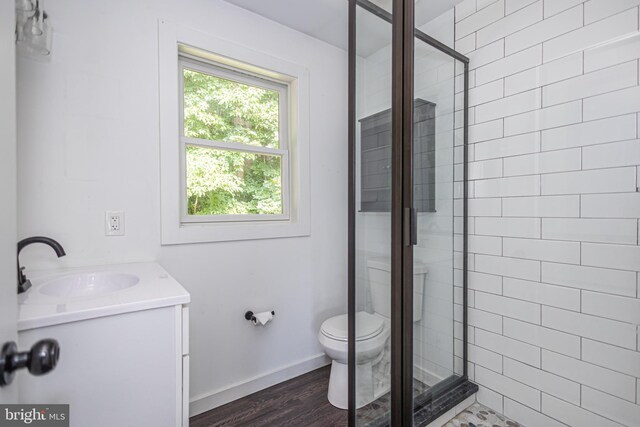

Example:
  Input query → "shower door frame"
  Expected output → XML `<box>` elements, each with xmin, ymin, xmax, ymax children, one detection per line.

<box><xmin>347</xmin><ymin>0</ymin><xmax>473</xmax><ymax>425</ymax></box>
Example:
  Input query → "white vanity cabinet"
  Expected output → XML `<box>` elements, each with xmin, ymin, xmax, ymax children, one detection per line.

<box><xmin>17</xmin><ymin>263</ymin><xmax>190</xmax><ymax>427</ymax></box>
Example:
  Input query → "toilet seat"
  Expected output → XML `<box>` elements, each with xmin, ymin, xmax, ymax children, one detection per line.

<box><xmin>320</xmin><ymin>312</ymin><xmax>384</xmax><ymax>342</ymax></box>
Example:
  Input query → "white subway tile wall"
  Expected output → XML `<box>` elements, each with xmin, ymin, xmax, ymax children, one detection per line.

<box><xmin>455</xmin><ymin>0</ymin><xmax>640</xmax><ymax>424</ymax></box>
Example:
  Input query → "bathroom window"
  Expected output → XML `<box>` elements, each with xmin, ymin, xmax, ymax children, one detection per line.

<box><xmin>179</xmin><ymin>57</ymin><xmax>290</xmax><ymax>222</ymax></box>
<box><xmin>159</xmin><ymin>22</ymin><xmax>310</xmax><ymax>244</ymax></box>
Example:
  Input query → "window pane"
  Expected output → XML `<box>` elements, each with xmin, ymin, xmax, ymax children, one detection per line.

<box><xmin>186</xmin><ymin>145</ymin><xmax>283</xmax><ymax>216</ymax></box>
<box><xmin>183</xmin><ymin>68</ymin><xmax>280</xmax><ymax>149</ymax></box>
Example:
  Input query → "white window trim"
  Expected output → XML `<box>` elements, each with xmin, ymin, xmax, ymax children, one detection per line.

<box><xmin>159</xmin><ymin>20</ymin><xmax>311</xmax><ymax>245</ymax></box>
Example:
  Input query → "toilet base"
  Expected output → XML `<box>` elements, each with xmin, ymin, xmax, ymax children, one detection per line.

<box><xmin>327</xmin><ymin>360</ymin><xmax>376</xmax><ymax>410</ymax></box>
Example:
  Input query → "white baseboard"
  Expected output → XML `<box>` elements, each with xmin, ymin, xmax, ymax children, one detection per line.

<box><xmin>189</xmin><ymin>353</ymin><xmax>330</xmax><ymax>417</ymax></box>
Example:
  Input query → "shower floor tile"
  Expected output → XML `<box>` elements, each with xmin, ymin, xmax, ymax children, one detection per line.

<box><xmin>444</xmin><ymin>402</ymin><xmax>524</xmax><ymax>427</ymax></box>
<box><xmin>357</xmin><ymin>379</ymin><xmax>430</xmax><ymax>427</ymax></box>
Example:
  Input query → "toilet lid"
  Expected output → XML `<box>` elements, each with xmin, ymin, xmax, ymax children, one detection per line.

<box><xmin>321</xmin><ymin>312</ymin><xmax>384</xmax><ymax>342</ymax></box>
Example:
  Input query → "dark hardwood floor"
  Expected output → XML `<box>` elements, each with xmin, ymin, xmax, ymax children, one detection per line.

<box><xmin>190</xmin><ymin>366</ymin><xmax>348</xmax><ymax>427</ymax></box>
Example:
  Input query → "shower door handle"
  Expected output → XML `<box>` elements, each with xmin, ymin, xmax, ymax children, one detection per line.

<box><xmin>404</xmin><ymin>207</ymin><xmax>418</xmax><ymax>246</ymax></box>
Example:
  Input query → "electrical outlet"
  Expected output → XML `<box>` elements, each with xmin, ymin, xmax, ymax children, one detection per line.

<box><xmin>105</xmin><ymin>211</ymin><xmax>125</xmax><ymax>236</ymax></box>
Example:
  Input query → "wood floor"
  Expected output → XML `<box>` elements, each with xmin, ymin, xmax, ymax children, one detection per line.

<box><xmin>190</xmin><ymin>366</ymin><xmax>348</xmax><ymax>427</ymax></box>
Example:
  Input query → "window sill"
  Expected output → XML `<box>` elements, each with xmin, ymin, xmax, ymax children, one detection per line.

<box><xmin>161</xmin><ymin>219</ymin><xmax>310</xmax><ymax>245</ymax></box>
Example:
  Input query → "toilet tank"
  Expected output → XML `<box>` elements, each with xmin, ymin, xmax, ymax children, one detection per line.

<box><xmin>367</xmin><ymin>257</ymin><xmax>428</xmax><ymax>321</ymax></box>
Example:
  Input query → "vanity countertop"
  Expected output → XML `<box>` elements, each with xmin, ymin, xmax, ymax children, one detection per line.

<box><xmin>18</xmin><ymin>262</ymin><xmax>190</xmax><ymax>331</ymax></box>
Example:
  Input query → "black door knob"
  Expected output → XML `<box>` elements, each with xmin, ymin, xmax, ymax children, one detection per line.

<box><xmin>0</xmin><ymin>339</ymin><xmax>60</xmax><ymax>386</ymax></box>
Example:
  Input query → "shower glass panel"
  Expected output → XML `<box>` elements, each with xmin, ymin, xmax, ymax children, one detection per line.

<box><xmin>354</xmin><ymin>2</ymin><xmax>393</xmax><ymax>425</ymax></box>
<box><xmin>412</xmin><ymin>7</ymin><xmax>464</xmax><ymax>423</ymax></box>
<box><xmin>350</xmin><ymin>1</ymin><xmax>472</xmax><ymax>425</ymax></box>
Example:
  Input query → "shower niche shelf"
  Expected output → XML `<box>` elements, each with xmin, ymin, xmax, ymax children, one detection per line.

<box><xmin>359</xmin><ymin>98</ymin><xmax>436</xmax><ymax>213</ymax></box>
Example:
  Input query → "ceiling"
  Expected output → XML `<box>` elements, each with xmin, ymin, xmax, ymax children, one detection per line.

<box><xmin>224</xmin><ymin>0</ymin><xmax>464</xmax><ymax>56</ymax></box>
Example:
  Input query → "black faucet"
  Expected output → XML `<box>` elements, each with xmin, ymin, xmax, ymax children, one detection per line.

<box><xmin>17</xmin><ymin>236</ymin><xmax>66</xmax><ymax>294</ymax></box>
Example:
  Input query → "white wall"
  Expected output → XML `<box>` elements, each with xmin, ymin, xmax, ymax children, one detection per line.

<box><xmin>0</xmin><ymin>0</ymin><xmax>18</xmax><ymax>405</ymax></box>
<box><xmin>455</xmin><ymin>0</ymin><xmax>640</xmax><ymax>426</ymax></box>
<box><xmin>16</xmin><ymin>0</ymin><xmax>348</xmax><ymax>414</ymax></box>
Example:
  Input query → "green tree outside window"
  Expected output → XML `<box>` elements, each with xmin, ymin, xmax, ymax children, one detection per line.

<box><xmin>183</xmin><ymin>69</ymin><xmax>283</xmax><ymax>216</ymax></box>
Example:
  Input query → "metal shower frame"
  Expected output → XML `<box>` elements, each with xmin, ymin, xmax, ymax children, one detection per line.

<box><xmin>347</xmin><ymin>0</ymin><xmax>474</xmax><ymax>425</ymax></box>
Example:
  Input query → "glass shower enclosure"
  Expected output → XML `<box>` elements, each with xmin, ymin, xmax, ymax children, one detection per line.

<box><xmin>348</xmin><ymin>0</ymin><xmax>475</xmax><ymax>425</ymax></box>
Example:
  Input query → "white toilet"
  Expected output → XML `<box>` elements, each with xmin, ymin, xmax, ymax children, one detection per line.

<box><xmin>318</xmin><ymin>257</ymin><xmax>428</xmax><ymax>409</ymax></box>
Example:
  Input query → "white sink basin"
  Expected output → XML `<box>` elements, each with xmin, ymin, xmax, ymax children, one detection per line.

<box><xmin>39</xmin><ymin>272</ymin><xmax>140</xmax><ymax>298</ymax></box>
<box><xmin>18</xmin><ymin>262</ymin><xmax>190</xmax><ymax>331</ymax></box>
